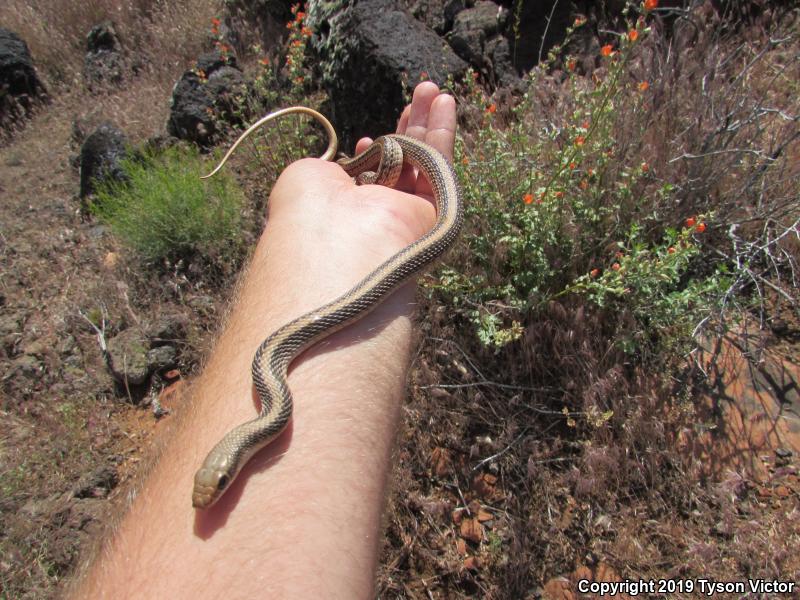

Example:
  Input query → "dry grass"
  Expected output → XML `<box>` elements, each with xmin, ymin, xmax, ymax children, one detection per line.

<box><xmin>2</xmin><ymin>0</ymin><xmax>224</xmax><ymax>140</ymax></box>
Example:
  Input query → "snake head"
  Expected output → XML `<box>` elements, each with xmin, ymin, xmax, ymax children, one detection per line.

<box><xmin>193</xmin><ymin>454</ymin><xmax>235</xmax><ymax>509</ymax></box>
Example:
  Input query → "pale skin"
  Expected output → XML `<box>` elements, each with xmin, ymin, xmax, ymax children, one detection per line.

<box><xmin>71</xmin><ymin>81</ymin><xmax>456</xmax><ymax>599</ymax></box>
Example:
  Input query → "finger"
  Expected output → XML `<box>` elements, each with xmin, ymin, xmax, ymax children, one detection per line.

<box><xmin>397</xmin><ymin>82</ymin><xmax>440</xmax><ymax>193</ymax></box>
<box><xmin>423</xmin><ymin>93</ymin><xmax>456</xmax><ymax>163</ymax></box>
<box><xmin>354</xmin><ymin>136</ymin><xmax>373</xmax><ymax>155</ymax></box>
<box><xmin>403</xmin><ymin>81</ymin><xmax>440</xmax><ymax>140</ymax></box>
<box><xmin>397</xmin><ymin>106</ymin><xmax>410</xmax><ymax>135</ymax></box>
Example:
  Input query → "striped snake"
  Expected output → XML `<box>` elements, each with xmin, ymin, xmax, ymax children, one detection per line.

<box><xmin>192</xmin><ymin>107</ymin><xmax>463</xmax><ymax>508</ymax></box>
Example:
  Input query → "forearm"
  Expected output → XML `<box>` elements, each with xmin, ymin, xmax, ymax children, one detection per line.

<box><xmin>75</xmin><ymin>207</ymin><xmax>416</xmax><ymax>599</ymax></box>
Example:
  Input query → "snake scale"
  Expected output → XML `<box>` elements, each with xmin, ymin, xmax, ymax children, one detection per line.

<box><xmin>192</xmin><ymin>107</ymin><xmax>463</xmax><ymax>509</ymax></box>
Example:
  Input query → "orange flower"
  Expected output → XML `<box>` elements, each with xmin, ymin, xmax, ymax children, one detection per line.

<box><xmin>211</xmin><ymin>17</ymin><xmax>221</xmax><ymax>27</ymax></box>
<box><xmin>638</xmin><ymin>81</ymin><xmax>649</xmax><ymax>92</ymax></box>
<box><xmin>575</xmin><ymin>135</ymin><xmax>585</xmax><ymax>146</ymax></box>
<box><xmin>582</xmin><ymin>120</ymin><xmax>590</xmax><ymax>130</ymax></box>
<box><xmin>644</xmin><ymin>0</ymin><xmax>658</xmax><ymax>10</ymax></box>
<box><xmin>600</xmin><ymin>44</ymin><xmax>613</xmax><ymax>57</ymax></box>
<box><xmin>301</xmin><ymin>26</ymin><xmax>312</xmax><ymax>36</ymax></box>
<box><xmin>611</xmin><ymin>263</ymin><xmax>621</xmax><ymax>271</ymax></box>
<box><xmin>685</xmin><ymin>216</ymin><xmax>696</xmax><ymax>228</ymax></box>
<box><xmin>461</xmin><ymin>156</ymin><xmax>468</xmax><ymax>165</ymax></box>
<box><xmin>420</xmin><ymin>71</ymin><xmax>428</xmax><ymax>80</ymax></box>
<box><xmin>555</xmin><ymin>191</ymin><xmax>564</xmax><ymax>198</ymax></box>
<box><xmin>695</xmin><ymin>222</ymin><xmax>707</xmax><ymax>233</ymax></box>
<box><xmin>295</xmin><ymin>11</ymin><xmax>305</xmax><ymax>21</ymax></box>
<box><xmin>574</xmin><ymin>16</ymin><xmax>587</xmax><ymax>27</ymax></box>
<box><xmin>567</xmin><ymin>58</ymin><xmax>577</xmax><ymax>71</ymax></box>
<box><xmin>569</xmin><ymin>161</ymin><xmax>577</xmax><ymax>170</ymax></box>
<box><xmin>523</xmin><ymin>193</ymin><xmax>534</xmax><ymax>204</ymax></box>
<box><xmin>486</xmin><ymin>104</ymin><xmax>496</xmax><ymax>114</ymax></box>
<box><xmin>259</xmin><ymin>57</ymin><xmax>269</xmax><ymax>66</ymax></box>
<box><xmin>590</xmin><ymin>268</ymin><xmax>600</xmax><ymax>277</ymax></box>
<box><xmin>628</xmin><ymin>30</ymin><xmax>639</xmax><ymax>42</ymax></box>
<box><xmin>668</xmin><ymin>247</ymin><xmax>676</xmax><ymax>254</ymax></box>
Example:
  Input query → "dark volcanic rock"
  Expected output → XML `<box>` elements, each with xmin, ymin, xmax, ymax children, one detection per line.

<box><xmin>448</xmin><ymin>0</ymin><xmax>508</xmax><ymax>67</ymax></box>
<box><xmin>167</xmin><ymin>52</ymin><xmax>245</xmax><ymax>146</ymax></box>
<box><xmin>83</xmin><ymin>21</ymin><xmax>125</xmax><ymax>89</ymax></box>
<box><xmin>409</xmin><ymin>0</ymin><xmax>466</xmax><ymax>33</ymax></box>
<box><xmin>313</xmin><ymin>0</ymin><xmax>467</xmax><ymax>148</ymax></box>
<box><xmin>0</xmin><ymin>28</ymin><xmax>47</xmax><ymax>128</ymax></box>
<box><xmin>79</xmin><ymin>122</ymin><xmax>129</xmax><ymax>198</ymax></box>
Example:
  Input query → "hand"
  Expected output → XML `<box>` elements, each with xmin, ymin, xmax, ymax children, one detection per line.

<box><xmin>263</xmin><ymin>82</ymin><xmax>457</xmax><ymax>321</ymax></box>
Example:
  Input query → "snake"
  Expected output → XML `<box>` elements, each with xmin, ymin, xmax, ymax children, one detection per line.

<box><xmin>191</xmin><ymin>107</ymin><xmax>463</xmax><ymax>509</ymax></box>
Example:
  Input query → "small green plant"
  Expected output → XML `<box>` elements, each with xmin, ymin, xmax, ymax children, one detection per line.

<box><xmin>91</xmin><ymin>146</ymin><xmax>244</xmax><ymax>268</ymax></box>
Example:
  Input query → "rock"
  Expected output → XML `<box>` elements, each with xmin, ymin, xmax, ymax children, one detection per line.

<box><xmin>78</xmin><ymin>122</ymin><xmax>129</xmax><ymax>199</ymax></box>
<box><xmin>459</xmin><ymin>517</ymin><xmax>482</xmax><ymax>543</ymax></box>
<box><xmin>73</xmin><ymin>464</ymin><xmax>119</xmax><ymax>498</ymax></box>
<box><xmin>106</xmin><ymin>327</ymin><xmax>150</xmax><ymax>386</ymax></box>
<box><xmin>0</xmin><ymin>313</ymin><xmax>22</xmax><ymax>356</ymax></box>
<box><xmin>0</xmin><ymin>28</ymin><xmax>47</xmax><ymax>128</ymax></box>
<box><xmin>409</xmin><ymin>0</ymin><xmax>466</xmax><ymax>33</ymax></box>
<box><xmin>463</xmin><ymin>555</ymin><xmax>481</xmax><ymax>570</ymax></box>
<box><xmin>83</xmin><ymin>21</ymin><xmax>125</xmax><ymax>89</ymax></box>
<box><xmin>205</xmin><ymin>65</ymin><xmax>247</xmax><ymax>125</ymax></box>
<box><xmin>312</xmin><ymin>0</ymin><xmax>467</xmax><ymax>148</ymax></box>
<box><xmin>196</xmin><ymin>50</ymin><xmax>237</xmax><ymax>77</ymax></box>
<box><xmin>485</xmin><ymin>35</ymin><xmax>521</xmax><ymax>88</ymax></box>
<box><xmin>167</xmin><ymin>52</ymin><xmax>245</xmax><ymax>146</ymax></box>
<box><xmin>448</xmin><ymin>1</ymin><xmax>508</xmax><ymax>67</ymax></box>
<box><xmin>147</xmin><ymin>313</ymin><xmax>189</xmax><ymax>346</ymax></box>
<box><xmin>489</xmin><ymin>0</ymin><xmax>577</xmax><ymax>75</ymax></box>
<box><xmin>146</xmin><ymin>345</ymin><xmax>177</xmax><ymax>372</ymax></box>
<box><xmin>167</xmin><ymin>72</ymin><xmax>215</xmax><ymax>145</ymax></box>
<box><xmin>9</xmin><ymin>354</ymin><xmax>41</xmax><ymax>378</ymax></box>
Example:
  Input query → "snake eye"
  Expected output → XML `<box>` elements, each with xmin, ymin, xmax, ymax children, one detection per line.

<box><xmin>217</xmin><ymin>475</ymin><xmax>229</xmax><ymax>490</ymax></box>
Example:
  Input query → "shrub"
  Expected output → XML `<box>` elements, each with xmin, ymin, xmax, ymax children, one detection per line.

<box><xmin>437</xmin><ymin>7</ymin><xmax>797</xmax><ymax>355</ymax></box>
<box><xmin>91</xmin><ymin>146</ymin><xmax>245</xmax><ymax>269</ymax></box>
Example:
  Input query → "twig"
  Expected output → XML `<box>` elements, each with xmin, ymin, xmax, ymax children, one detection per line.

<box><xmin>537</xmin><ymin>0</ymin><xmax>560</xmax><ymax>65</ymax></box>
<box><xmin>472</xmin><ymin>428</ymin><xmax>528</xmax><ymax>472</ymax></box>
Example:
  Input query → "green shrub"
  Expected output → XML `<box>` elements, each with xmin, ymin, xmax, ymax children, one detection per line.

<box><xmin>91</xmin><ymin>146</ymin><xmax>244</xmax><ymax>268</ymax></box>
<box><xmin>435</xmin><ymin>9</ymin><xmax>795</xmax><ymax>353</ymax></box>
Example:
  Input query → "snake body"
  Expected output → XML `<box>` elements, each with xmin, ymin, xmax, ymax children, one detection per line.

<box><xmin>192</xmin><ymin>108</ymin><xmax>463</xmax><ymax>509</ymax></box>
